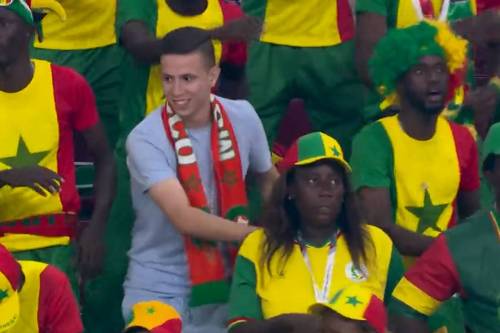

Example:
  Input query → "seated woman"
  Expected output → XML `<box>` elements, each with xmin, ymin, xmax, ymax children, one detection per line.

<box><xmin>227</xmin><ymin>132</ymin><xmax>403</xmax><ymax>333</ymax></box>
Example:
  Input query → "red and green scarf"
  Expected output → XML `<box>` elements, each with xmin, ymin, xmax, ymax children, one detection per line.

<box><xmin>161</xmin><ymin>95</ymin><xmax>249</xmax><ymax>306</ymax></box>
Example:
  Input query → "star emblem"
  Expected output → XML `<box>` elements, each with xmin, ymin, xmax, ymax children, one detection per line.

<box><xmin>346</xmin><ymin>296</ymin><xmax>363</xmax><ymax>307</ymax></box>
<box><xmin>146</xmin><ymin>307</ymin><xmax>156</xmax><ymax>315</ymax></box>
<box><xmin>0</xmin><ymin>135</ymin><xmax>50</xmax><ymax>168</ymax></box>
<box><xmin>0</xmin><ymin>289</ymin><xmax>9</xmax><ymax>303</ymax></box>
<box><xmin>184</xmin><ymin>174</ymin><xmax>202</xmax><ymax>192</ymax></box>
<box><xmin>406</xmin><ymin>189</ymin><xmax>448</xmax><ymax>234</ymax></box>
<box><xmin>222</xmin><ymin>170</ymin><xmax>238</xmax><ymax>186</ymax></box>
<box><xmin>331</xmin><ymin>146</ymin><xmax>341</xmax><ymax>157</ymax></box>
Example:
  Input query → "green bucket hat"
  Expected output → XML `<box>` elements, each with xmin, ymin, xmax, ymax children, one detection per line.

<box><xmin>0</xmin><ymin>0</ymin><xmax>33</xmax><ymax>25</ymax></box>
<box><xmin>482</xmin><ymin>122</ymin><xmax>500</xmax><ymax>166</ymax></box>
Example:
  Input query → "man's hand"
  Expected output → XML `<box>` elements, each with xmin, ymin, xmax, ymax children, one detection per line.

<box><xmin>455</xmin><ymin>9</ymin><xmax>500</xmax><ymax>45</ymax></box>
<box><xmin>272</xmin><ymin>314</ymin><xmax>321</xmax><ymax>333</ymax></box>
<box><xmin>209</xmin><ymin>16</ymin><xmax>263</xmax><ymax>42</ymax></box>
<box><xmin>0</xmin><ymin>166</ymin><xmax>63</xmax><ymax>196</ymax></box>
<box><xmin>76</xmin><ymin>222</ymin><xmax>106</xmax><ymax>281</ymax></box>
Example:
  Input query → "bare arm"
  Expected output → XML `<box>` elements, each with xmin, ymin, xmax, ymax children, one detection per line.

<box><xmin>355</xmin><ymin>13</ymin><xmax>387</xmax><ymax>86</ymax></box>
<box><xmin>77</xmin><ymin>123</ymin><xmax>116</xmax><ymax>279</ymax></box>
<box><xmin>120</xmin><ymin>21</ymin><xmax>163</xmax><ymax>64</ymax></box>
<box><xmin>358</xmin><ymin>187</ymin><xmax>434</xmax><ymax>256</ymax></box>
<box><xmin>149</xmin><ymin>178</ymin><xmax>256</xmax><ymax>242</ymax></box>
<box><xmin>81</xmin><ymin>123</ymin><xmax>117</xmax><ymax>230</ymax></box>
<box><xmin>231</xmin><ymin>314</ymin><xmax>320</xmax><ymax>333</ymax></box>
<box><xmin>392</xmin><ymin>315</ymin><xmax>431</xmax><ymax>333</ymax></box>
<box><xmin>253</xmin><ymin>166</ymin><xmax>279</xmax><ymax>205</ymax></box>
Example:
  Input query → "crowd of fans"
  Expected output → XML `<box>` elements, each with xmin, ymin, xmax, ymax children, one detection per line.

<box><xmin>0</xmin><ymin>0</ymin><xmax>499</xmax><ymax>333</ymax></box>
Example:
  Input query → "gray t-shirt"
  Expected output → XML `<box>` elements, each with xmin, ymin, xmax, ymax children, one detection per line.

<box><xmin>124</xmin><ymin>96</ymin><xmax>272</xmax><ymax>298</ymax></box>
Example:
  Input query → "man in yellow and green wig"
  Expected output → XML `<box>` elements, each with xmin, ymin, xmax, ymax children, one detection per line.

<box><xmin>350</xmin><ymin>20</ymin><xmax>481</xmax><ymax>333</ymax></box>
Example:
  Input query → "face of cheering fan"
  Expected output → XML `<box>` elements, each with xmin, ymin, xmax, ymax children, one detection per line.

<box><xmin>288</xmin><ymin>160</ymin><xmax>346</xmax><ymax>230</ymax></box>
<box><xmin>398</xmin><ymin>55</ymin><xmax>449</xmax><ymax>115</ymax></box>
<box><xmin>160</xmin><ymin>50</ymin><xmax>220</xmax><ymax>127</ymax></box>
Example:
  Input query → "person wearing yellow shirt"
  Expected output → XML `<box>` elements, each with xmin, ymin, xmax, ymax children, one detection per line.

<box><xmin>227</xmin><ymin>132</ymin><xmax>403</xmax><ymax>333</ymax></box>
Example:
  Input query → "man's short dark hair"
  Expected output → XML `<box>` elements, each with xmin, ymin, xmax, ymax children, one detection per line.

<box><xmin>160</xmin><ymin>26</ymin><xmax>216</xmax><ymax>67</ymax></box>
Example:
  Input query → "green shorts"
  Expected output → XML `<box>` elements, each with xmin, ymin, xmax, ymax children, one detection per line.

<box><xmin>246</xmin><ymin>40</ymin><xmax>379</xmax><ymax>155</ymax></box>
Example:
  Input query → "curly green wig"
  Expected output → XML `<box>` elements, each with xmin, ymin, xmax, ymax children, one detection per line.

<box><xmin>369</xmin><ymin>20</ymin><xmax>467</xmax><ymax>100</ymax></box>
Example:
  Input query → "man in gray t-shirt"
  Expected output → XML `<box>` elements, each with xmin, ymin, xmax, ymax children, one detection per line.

<box><xmin>122</xmin><ymin>27</ymin><xmax>277</xmax><ymax>333</ymax></box>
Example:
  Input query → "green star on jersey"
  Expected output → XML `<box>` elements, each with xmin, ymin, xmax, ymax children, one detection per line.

<box><xmin>0</xmin><ymin>289</ymin><xmax>9</xmax><ymax>303</ymax></box>
<box><xmin>406</xmin><ymin>189</ymin><xmax>448</xmax><ymax>234</ymax></box>
<box><xmin>0</xmin><ymin>136</ymin><xmax>50</xmax><ymax>168</ymax></box>
<box><xmin>346</xmin><ymin>296</ymin><xmax>363</xmax><ymax>307</ymax></box>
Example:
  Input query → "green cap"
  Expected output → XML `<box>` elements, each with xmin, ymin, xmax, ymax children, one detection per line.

<box><xmin>0</xmin><ymin>0</ymin><xmax>33</xmax><ymax>26</ymax></box>
<box><xmin>482</xmin><ymin>123</ymin><xmax>500</xmax><ymax>165</ymax></box>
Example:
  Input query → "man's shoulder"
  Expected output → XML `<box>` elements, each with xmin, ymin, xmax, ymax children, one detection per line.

<box><xmin>218</xmin><ymin>95</ymin><xmax>256</xmax><ymax>116</ymax></box>
<box><xmin>446</xmin><ymin>119</ymin><xmax>476</xmax><ymax>146</ymax></box>
<box><xmin>353</xmin><ymin>117</ymin><xmax>391</xmax><ymax>148</ymax></box>
<box><xmin>48</xmin><ymin>62</ymin><xmax>88</xmax><ymax>88</ymax></box>
<box><xmin>128</xmin><ymin>107</ymin><xmax>165</xmax><ymax>143</ymax></box>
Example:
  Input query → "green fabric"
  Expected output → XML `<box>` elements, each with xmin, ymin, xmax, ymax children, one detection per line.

<box><xmin>297</xmin><ymin>132</ymin><xmax>327</xmax><ymax>162</ymax></box>
<box><xmin>242</xmin><ymin>0</ymin><xmax>267</xmax><ymax>20</ymax></box>
<box><xmin>13</xmin><ymin>245</ymin><xmax>78</xmax><ymax>299</ymax></box>
<box><xmin>190</xmin><ymin>281</ymin><xmax>231</xmax><ymax>307</ymax></box>
<box><xmin>383</xmin><ymin>246</ymin><xmax>404</xmax><ymax>304</ymax></box>
<box><xmin>246</xmin><ymin>40</ymin><xmax>379</xmax><ymax>156</ymax></box>
<box><xmin>369</xmin><ymin>22</ymin><xmax>444</xmax><ymax>98</ymax></box>
<box><xmin>31</xmin><ymin>45</ymin><xmax>124</xmax><ymax>148</ymax></box>
<box><xmin>228</xmin><ymin>255</ymin><xmax>263</xmax><ymax>324</ymax></box>
<box><xmin>482</xmin><ymin>123</ymin><xmax>500</xmax><ymax>164</ymax></box>
<box><xmin>350</xmin><ymin>121</ymin><xmax>394</xmax><ymax>190</ymax></box>
<box><xmin>388</xmin><ymin>298</ymin><xmax>429</xmax><ymax>321</ymax></box>
<box><xmin>356</xmin><ymin>0</ymin><xmax>398</xmax><ymax>27</ymax></box>
<box><xmin>5</xmin><ymin>0</ymin><xmax>34</xmax><ymax>26</ymax></box>
<box><xmin>81</xmin><ymin>154</ymin><xmax>134</xmax><ymax>333</ymax></box>
<box><xmin>444</xmin><ymin>209</ymin><xmax>500</xmax><ymax>332</ymax></box>
<box><xmin>388</xmin><ymin>298</ymin><xmax>466</xmax><ymax>332</ymax></box>
<box><xmin>428</xmin><ymin>298</ymin><xmax>466</xmax><ymax>333</ymax></box>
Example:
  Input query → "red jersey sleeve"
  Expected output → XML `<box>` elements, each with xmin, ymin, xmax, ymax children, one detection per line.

<box><xmin>38</xmin><ymin>265</ymin><xmax>83</xmax><ymax>333</ymax></box>
<box><xmin>392</xmin><ymin>235</ymin><xmax>462</xmax><ymax>316</ymax></box>
<box><xmin>449</xmin><ymin>122</ymin><xmax>480</xmax><ymax>192</ymax></box>
<box><xmin>51</xmin><ymin>64</ymin><xmax>99</xmax><ymax>132</ymax></box>
<box><xmin>220</xmin><ymin>0</ymin><xmax>247</xmax><ymax>66</ymax></box>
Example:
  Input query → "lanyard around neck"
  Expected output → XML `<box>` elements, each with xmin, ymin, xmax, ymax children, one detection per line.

<box><xmin>297</xmin><ymin>232</ymin><xmax>338</xmax><ymax>303</ymax></box>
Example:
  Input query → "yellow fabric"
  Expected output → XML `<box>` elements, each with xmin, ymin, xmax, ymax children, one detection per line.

<box><xmin>260</xmin><ymin>0</ymin><xmax>343</xmax><ymax>47</ymax></box>
<box><xmin>145</xmin><ymin>0</ymin><xmax>223</xmax><ymax>114</ymax></box>
<box><xmin>380</xmin><ymin>115</ymin><xmax>459</xmax><ymax>266</ymax></box>
<box><xmin>392</xmin><ymin>277</ymin><xmax>441</xmax><ymax>316</ymax></box>
<box><xmin>381</xmin><ymin>115</ymin><xmax>459</xmax><ymax>235</ymax></box>
<box><xmin>296</xmin><ymin>132</ymin><xmax>352</xmax><ymax>172</ymax></box>
<box><xmin>239</xmin><ymin>226</ymin><xmax>393</xmax><ymax>319</ymax></box>
<box><xmin>0</xmin><ymin>60</ymin><xmax>67</xmax><ymax>252</ymax></box>
<box><xmin>0</xmin><ymin>235</ymin><xmax>70</xmax><ymax>253</ymax></box>
<box><xmin>396</xmin><ymin>0</ymin><xmax>476</xmax><ymax>28</ymax></box>
<box><xmin>127</xmin><ymin>301</ymin><xmax>181</xmax><ymax>330</ymax></box>
<box><xmin>0</xmin><ymin>272</ymin><xmax>19</xmax><ymax>332</ymax></box>
<box><xmin>311</xmin><ymin>284</ymin><xmax>376</xmax><ymax>321</ymax></box>
<box><xmin>10</xmin><ymin>261</ymin><xmax>47</xmax><ymax>333</ymax></box>
<box><xmin>34</xmin><ymin>0</ymin><xmax>116</xmax><ymax>49</ymax></box>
